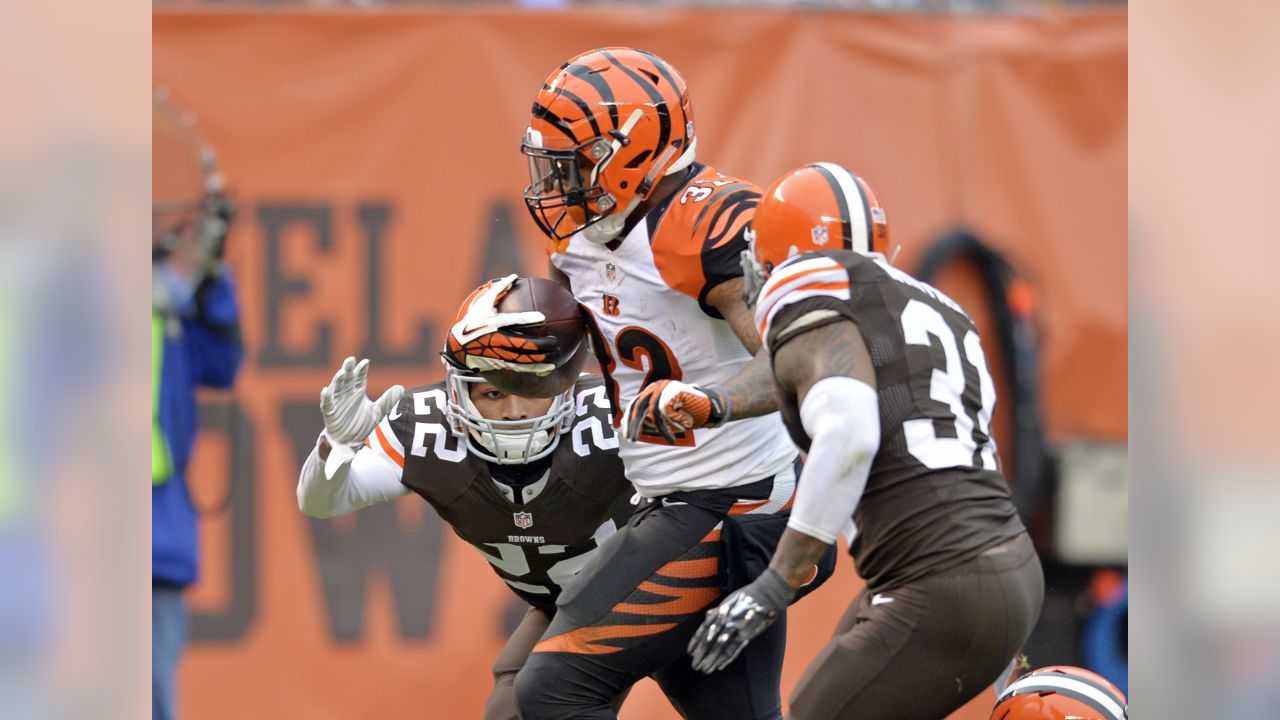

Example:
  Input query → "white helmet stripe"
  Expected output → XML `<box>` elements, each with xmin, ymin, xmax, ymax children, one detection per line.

<box><xmin>1000</xmin><ymin>675</ymin><xmax>1127</xmax><ymax>719</ymax></box>
<box><xmin>812</xmin><ymin>162</ymin><xmax>871</xmax><ymax>254</ymax></box>
<box><xmin>592</xmin><ymin>108</ymin><xmax>646</xmax><ymax>187</ymax></box>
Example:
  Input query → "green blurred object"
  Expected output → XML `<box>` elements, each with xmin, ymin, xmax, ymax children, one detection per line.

<box><xmin>153</xmin><ymin>312</ymin><xmax>173</xmax><ymax>485</ymax></box>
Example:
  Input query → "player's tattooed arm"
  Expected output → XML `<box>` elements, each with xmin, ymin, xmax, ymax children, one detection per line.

<box><xmin>771</xmin><ymin>316</ymin><xmax>876</xmax><ymax>406</ymax></box>
<box><xmin>707</xmin><ymin>277</ymin><xmax>762</xmax><ymax>352</ymax></box>
<box><xmin>770</xmin><ymin>527</ymin><xmax>834</xmax><ymax>589</ymax></box>
<box><xmin>706</xmin><ymin>350</ymin><xmax>776</xmax><ymax>421</ymax></box>
<box><xmin>704</xmin><ymin>277</ymin><xmax>778</xmax><ymax>420</ymax></box>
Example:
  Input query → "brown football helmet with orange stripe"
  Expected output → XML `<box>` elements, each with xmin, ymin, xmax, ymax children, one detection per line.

<box><xmin>741</xmin><ymin>162</ymin><xmax>890</xmax><ymax>305</ymax></box>
<box><xmin>991</xmin><ymin>665</ymin><xmax>1128</xmax><ymax>720</ymax></box>
<box><xmin>522</xmin><ymin>47</ymin><xmax>698</xmax><ymax>244</ymax></box>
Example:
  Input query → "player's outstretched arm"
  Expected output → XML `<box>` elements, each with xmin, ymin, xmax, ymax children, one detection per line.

<box><xmin>620</xmin><ymin>277</ymin><xmax>775</xmax><ymax>442</ymax></box>
<box><xmin>297</xmin><ymin>357</ymin><xmax>411</xmax><ymax>518</ymax></box>
<box><xmin>297</xmin><ymin>434</ymin><xmax>413</xmax><ymax>518</ymax></box>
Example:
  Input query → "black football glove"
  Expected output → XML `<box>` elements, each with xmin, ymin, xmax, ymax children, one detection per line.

<box><xmin>688</xmin><ymin>568</ymin><xmax>795</xmax><ymax>674</ymax></box>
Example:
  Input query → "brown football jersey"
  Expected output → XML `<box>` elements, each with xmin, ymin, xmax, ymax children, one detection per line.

<box><xmin>757</xmin><ymin>249</ymin><xmax>1026</xmax><ymax>589</ymax></box>
<box><xmin>369</xmin><ymin>375</ymin><xmax>633</xmax><ymax>611</ymax></box>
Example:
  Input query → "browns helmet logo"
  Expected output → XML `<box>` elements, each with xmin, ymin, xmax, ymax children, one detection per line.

<box><xmin>746</xmin><ymin>162</ymin><xmax>892</xmax><ymax>292</ymax></box>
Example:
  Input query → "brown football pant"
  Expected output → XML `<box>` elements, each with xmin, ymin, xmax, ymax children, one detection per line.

<box><xmin>789</xmin><ymin>533</ymin><xmax>1044</xmax><ymax>720</ymax></box>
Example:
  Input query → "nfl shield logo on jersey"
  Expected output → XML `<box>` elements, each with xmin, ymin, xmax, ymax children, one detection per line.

<box><xmin>811</xmin><ymin>225</ymin><xmax>830</xmax><ymax>246</ymax></box>
<box><xmin>602</xmin><ymin>261</ymin><xmax>623</xmax><ymax>290</ymax></box>
<box><xmin>513</xmin><ymin>511</ymin><xmax>534</xmax><ymax>529</ymax></box>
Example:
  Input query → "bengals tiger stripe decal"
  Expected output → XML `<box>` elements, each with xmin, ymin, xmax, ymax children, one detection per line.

<box><xmin>532</xmin><ymin>533</ymin><xmax>722</xmax><ymax>655</ymax></box>
<box><xmin>650</xmin><ymin>166</ymin><xmax>763</xmax><ymax>313</ymax></box>
<box><xmin>530</xmin><ymin>48</ymin><xmax>688</xmax><ymax>152</ymax></box>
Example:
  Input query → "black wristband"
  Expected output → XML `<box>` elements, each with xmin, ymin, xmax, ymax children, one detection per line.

<box><xmin>704</xmin><ymin>386</ymin><xmax>731</xmax><ymax>427</ymax></box>
<box><xmin>753</xmin><ymin>568</ymin><xmax>798</xmax><ymax>611</ymax></box>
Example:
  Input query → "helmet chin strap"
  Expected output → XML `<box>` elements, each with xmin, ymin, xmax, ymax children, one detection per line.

<box><xmin>665</xmin><ymin>137</ymin><xmax>698</xmax><ymax>176</ymax></box>
<box><xmin>583</xmin><ymin>197</ymin><xmax>640</xmax><ymax>244</ymax></box>
<box><xmin>584</xmin><ymin>138</ymin><xmax>694</xmax><ymax>245</ymax></box>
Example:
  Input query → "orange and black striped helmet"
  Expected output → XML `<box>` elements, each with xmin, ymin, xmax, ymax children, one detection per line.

<box><xmin>522</xmin><ymin>47</ymin><xmax>697</xmax><ymax>242</ymax></box>
<box><xmin>741</xmin><ymin>162</ymin><xmax>889</xmax><ymax>304</ymax></box>
<box><xmin>991</xmin><ymin>666</ymin><xmax>1128</xmax><ymax>720</ymax></box>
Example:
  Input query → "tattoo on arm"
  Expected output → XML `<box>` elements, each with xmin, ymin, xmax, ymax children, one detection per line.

<box><xmin>769</xmin><ymin>527</ymin><xmax>833</xmax><ymax>589</ymax></box>
<box><xmin>707</xmin><ymin>277</ymin><xmax>761</xmax><ymax>353</ymax></box>
<box><xmin>701</xmin><ymin>277</ymin><xmax>778</xmax><ymax>419</ymax></box>
<box><xmin>772</xmin><ymin>318</ymin><xmax>876</xmax><ymax>407</ymax></box>
<box><xmin>711</xmin><ymin>348</ymin><xmax>777</xmax><ymax>420</ymax></box>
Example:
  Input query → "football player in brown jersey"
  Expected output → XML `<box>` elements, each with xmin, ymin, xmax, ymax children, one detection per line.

<box><xmin>449</xmin><ymin>48</ymin><xmax>835</xmax><ymax>720</ymax></box>
<box><xmin>684</xmin><ymin>163</ymin><xmax>1044</xmax><ymax>720</ymax></box>
<box><xmin>297</xmin><ymin>283</ymin><xmax>634</xmax><ymax>720</ymax></box>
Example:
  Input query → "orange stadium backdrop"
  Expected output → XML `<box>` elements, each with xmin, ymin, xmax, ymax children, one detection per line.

<box><xmin>153</xmin><ymin>8</ymin><xmax>1126</xmax><ymax>720</ymax></box>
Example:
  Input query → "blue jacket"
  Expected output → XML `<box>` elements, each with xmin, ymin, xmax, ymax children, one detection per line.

<box><xmin>153</xmin><ymin>273</ymin><xmax>242</xmax><ymax>586</ymax></box>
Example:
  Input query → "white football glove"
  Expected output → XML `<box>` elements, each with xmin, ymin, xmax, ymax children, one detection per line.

<box><xmin>319</xmin><ymin>356</ymin><xmax>404</xmax><ymax>446</ymax></box>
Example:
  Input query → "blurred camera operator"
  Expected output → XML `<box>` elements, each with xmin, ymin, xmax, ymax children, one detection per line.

<box><xmin>152</xmin><ymin>90</ymin><xmax>243</xmax><ymax>720</ymax></box>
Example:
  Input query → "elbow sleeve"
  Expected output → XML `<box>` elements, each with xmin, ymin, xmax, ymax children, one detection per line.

<box><xmin>298</xmin><ymin>432</ymin><xmax>408</xmax><ymax>518</ymax></box>
<box><xmin>787</xmin><ymin>377</ymin><xmax>880</xmax><ymax>544</ymax></box>
<box><xmin>298</xmin><ymin>433</ymin><xmax>345</xmax><ymax>518</ymax></box>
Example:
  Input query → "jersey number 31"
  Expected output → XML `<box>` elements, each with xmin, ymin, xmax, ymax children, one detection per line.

<box><xmin>900</xmin><ymin>299</ymin><xmax>998</xmax><ymax>472</ymax></box>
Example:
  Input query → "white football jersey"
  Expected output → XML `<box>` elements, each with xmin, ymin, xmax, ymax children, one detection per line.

<box><xmin>549</xmin><ymin>164</ymin><xmax>796</xmax><ymax>496</ymax></box>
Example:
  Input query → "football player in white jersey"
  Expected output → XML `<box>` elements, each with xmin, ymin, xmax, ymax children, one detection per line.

<box><xmin>446</xmin><ymin>48</ymin><xmax>833</xmax><ymax>720</ymax></box>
